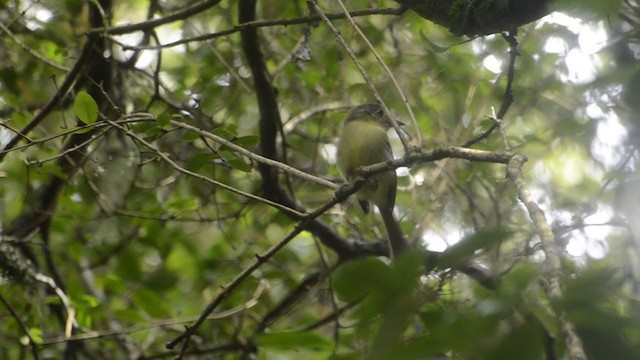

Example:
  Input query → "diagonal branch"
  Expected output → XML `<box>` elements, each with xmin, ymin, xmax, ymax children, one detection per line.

<box><xmin>166</xmin><ymin>181</ymin><xmax>360</xmax><ymax>356</ymax></box>
<box><xmin>253</xmin><ymin>270</ymin><xmax>330</xmax><ymax>334</ymax></box>
<box><xmin>89</xmin><ymin>0</ymin><xmax>223</xmax><ymax>35</ymax></box>
<box><xmin>106</xmin><ymin>119</ymin><xmax>305</xmax><ymax>217</ymax></box>
<box><xmin>506</xmin><ymin>154</ymin><xmax>586</xmax><ymax>360</ymax></box>
<box><xmin>463</xmin><ymin>29</ymin><xmax>519</xmax><ymax>148</ymax></box>
<box><xmin>0</xmin><ymin>19</ymin><xmax>70</xmax><ymax>72</ymax></box>
<box><xmin>333</xmin><ymin>0</ymin><xmax>421</xmax><ymax>146</ymax></box>
<box><xmin>236</xmin><ymin>0</ymin><xmax>358</xmax><ymax>258</ymax></box>
<box><xmin>0</xmin><ymin>293</ymin><xmax>40</xmax><ymax>360</ymax></box>
<box><xmin>309</xmin><ymin>0</ymin><xmax>412</xmax><ymax>153</ymax></box>
<box><xmin>167</xmin><ymin>119</ymin><xmax>337</xmax><ymax>190</ymax></box>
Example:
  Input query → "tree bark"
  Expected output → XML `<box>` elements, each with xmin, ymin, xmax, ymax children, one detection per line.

<box><xmin>395</xmin><ymin>0</ymin><xmax>552</xmax><ymax>36</ymax></box>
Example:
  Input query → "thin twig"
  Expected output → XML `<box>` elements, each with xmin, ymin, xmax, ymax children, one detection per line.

<box><xmin>168</xmin><ymin>119</ymin><xmax>338</xmax><ymax>190</ymax></box>
<box><xmin>0</xmin><ymin>37</ymin><xmax>96</xmax><ymax>162</ymax></box>
<box><xmin>334</xmin><ymin>0</ymin><xmax>421</xmax><ymax>147</ymax></box>
<box><xmin>33</xmin><ymin>273</ymin><xmax>78</xmax><ymax>337</ymax></box>
<box><xmin>167</xmin><ymin>194</ymin><xmax>345</xmax><ymax>354</ymax></box>
<box><xmin>253</xmin><ymin>270</ymin><xmax>330</xmax><ymax>334</ymax></box>
<box><xmin>25</xmin><ymin>128</ymin><xmax>111</xmax><ymax>165</ymax></box>
<box><xmin>301</xmin><ymin>301</ymin><xmax>361</xmax><ymax>331</ymax></box>
<box><xmin>166</xmin><ymin>163</ymin><xmax>378</xmax><ymax>355</ymax></box>
<box><xmin>0</xmin><ymin>293</ymin><xmax>40</xmax><ymax>360</ymax></box>
<box><xmin>0</xmin><ymin>19</ymin><xmax>70</xmax><ymax>72</ymax></box>
<box><xmin>463</xmin><ymin>29</ymin><xmax>518</xmax><ymax>148</ymax></box>
<box><xmin>488</xmin><ymin>107</ymin><xmax>512</xmax><ymax>152</ymax></box>
<box><xmin>89</xmin><ymin>0</ymin><xmax>223</xmax><ymax>35</ymax></box>
<box><xmin>41</xmin><ymin>280</ymin><xmax>267</xmax><ymax>344</ymax></box>
<box><xmin>113</xmin><ymin>7</ymin><xmax>403</xmax><ymax>50</ymax></box>
<box><xmin>309</xmin><ymin>0</ymin><xmax>412</xmax><ymax>153</ymax></box>
<box><xmin>0</xmin><ymin>115</ymin><xmax>150</xmax><ymax>155</ymax></box>
<box><xmin>106</xmin><ymin>119</ymin><xmax>306</xmax><ymax>218</ymax></box>
<box><xmin>284</xmin><ymin>101</ymin><xmax>351</xmax><ymax>134</ymax></box>
<box><xmin>0</xmin><ymin>120</ymin><xmax>33</xmax><ymax>142</ymax></box>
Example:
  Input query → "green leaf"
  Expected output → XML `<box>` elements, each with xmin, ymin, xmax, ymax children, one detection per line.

<box><xmin>333</xmin><ymin>257</ymin><xmax>390</xmax><ymax>302</ymax></box>
<box><xmin>45</xmin><ymin>295</ymin><xmax>62</xmax><ymax>306</ymax></box>
<box><xmin>227</xmin><ymin>158</ymin><xmax>252</xmax><ymax>172</ymax></box>
<box><xmin>75</xmin><ymin>308</ymin><xmax>94</xmax><ymax>328</ymax></box>
<box><xmin>156</xmin><ymin>114</ymin><xmax>171</xmax><ymax>128</ymax></box>
<box><xmin>35</xmin><ymin>163</ymin><xmax>67</xmax><ymax>179</ymax></box>
<box><xmin>391</xmin><ymin>251</ymin><xmax>426</xmax><ymax>289</ymax></box>
<box><xmin>143</xmin><ymin>126</ymin><xmax>166</xmax><ymax>141</ymax></box>
<box><xmin>182</xmin><ymin>131</ymin><xmax>200</xmax><ymax>142</ymax></box>
<box><xmin>186</xmin><ymin>153</ymin><xmax>220</xmax><ymax>171</ymax></box>
<box><xmin>437</xmin><ymin>229</ymin><xmax>509</xmax><ymax>269</ymax></box>
<box><xmin>166</xmin><ymin>197</ymin><xmax>200</xmax><ymax>212</ymax></box>
<box><xmin>556</xmin><ymin>0</ymin><xmax>622</xmax><ymax>18</ymax></box>
<box><xmin>74</xmin><ymin>91</ymin><xmax>99</xmax><ymax>124</ymax></box>
<box><xmin>481</xmin><ymin>323</ymin><xmax>544</xmax><ymax>360</ymax></box>
<box><xmin>233</xmin><ymin>135</ymin><xmax>260</xmax><ymax>148</ymax></box>
<box><xmin>133</xmin><ymin>288</ymin><xmax>172</xmax><ymax>318</ymax></box>
<box><xmin>256</xmin><ymin>331</ymin><xmax>332</xmax><ymax>351</ymax></box>
<box><xmin>76</xmin><ymin>294</ymin><xmax>100</xmax><ymax>308</ymax></box>
<box><xmin>116</xmin><ymin>249</ymin><xmax>142</xmax><ymax>282</ymax></box>
<box><xmin>27</xmin><ymin>328</ymin><xmax>43</xmax><ymax>345</ymax></box>
<box><xmin>562</xmin><ymin>266</ymin><xmax>620</xmax><ymax>308</ymax></box>
<box><xmin>11</xmin><ymin>111</ymin><xmax>29</xmax><ymax>125</ymax></box>
<box><xmin>329</xmin><ymin>352</ymin><xmax>363</xmax><ymax>360</ymax></box>
<box><xmin>210</xmin><ymin>124</ymin><xmax>238</xmax><ymax>140</ymax></box>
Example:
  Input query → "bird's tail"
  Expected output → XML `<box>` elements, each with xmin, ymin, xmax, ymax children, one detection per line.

<box><xmin>380</xmin><ymin>208</ymin><xmax>411</xmax><ymax>258</ymax></box>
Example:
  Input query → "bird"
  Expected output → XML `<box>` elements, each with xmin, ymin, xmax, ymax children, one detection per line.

<box><xmin>336</xmin><ymin>103</ymin><xmax>411</xmax><ymax>258</ymax></box>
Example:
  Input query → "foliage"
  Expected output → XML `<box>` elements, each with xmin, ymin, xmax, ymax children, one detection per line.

<box><xmin>0</xmin><ymin>0</ymin><xmax>639</xmax><ymax>359</ymax></box>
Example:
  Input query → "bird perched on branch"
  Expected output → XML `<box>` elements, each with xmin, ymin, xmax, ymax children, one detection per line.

<box><xmin>336</xmin><ymin>103</ymin><xmax>411</xmax><ymax>258</ymax></box>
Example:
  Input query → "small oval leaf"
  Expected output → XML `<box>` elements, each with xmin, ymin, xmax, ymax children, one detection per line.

<box><xmin>233</xmin><ymin>135</ymin><xmax>260</xmax><ymax>148</ymax></box>
<box><xmin>256</xmin><ymin>331</ymin><xmax>332</xmax><ymax>351</ymax></box>
<box><xmin>227</xmin><ymin>158</ymin><xmax>252</xmax><ymax>172</ymax></box>
<box><xmin>156</xmin><ymin>114</ymin><xmax>171</xmax><ymax>128</ymax></box>
<box><xmin>210</xmin><ymin>125</ymin><xmax>237</xmax><ymax>140</ymax></box>
<box><xmin>74</xmin><ymin>91</ymin><xmax>99</xmax><ymax>124</ymax></box>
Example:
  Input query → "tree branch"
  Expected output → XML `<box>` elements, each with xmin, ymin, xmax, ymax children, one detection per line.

<box><xmin>0</xmin><ymin>293</ymin><xmax>40</xmax><ymax>360</ymax></box>
<box><xmin>89</xmin><ymin>0</ymin><xmax>223</xmax><ymax>35</ymax></box>
<box><xmin>0</xmin><ymin>37</ymin><xmax>95</xmax><ymax>162</ymax></box>
<box><xmin>117</xmin><ymin>7</ymin><xmax>403</xmax><ymax>50</ymax></box>
<box><xmin>394</xmin><ymin>0</ymin><xmax>551</xmax><ymax>36</ymax></box>
<box><xmin>506</xmin><ymin>154</ymin><xmax>587</xmax><ymax>360</ymax></box>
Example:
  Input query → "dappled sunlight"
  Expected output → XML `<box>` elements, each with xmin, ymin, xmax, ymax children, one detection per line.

<box><xmin>1</xmin><ymin>0</ymin><xmax>639</xmax><ymax>358</ymax></box>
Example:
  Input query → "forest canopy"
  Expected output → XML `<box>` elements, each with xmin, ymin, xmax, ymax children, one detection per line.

<box><xmin>0</xmin><ymin>0</ymin><xmax>639</xmax><ymax>359</ymax></box>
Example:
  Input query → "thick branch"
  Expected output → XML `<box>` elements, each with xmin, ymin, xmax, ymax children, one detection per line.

<box><xmin>237</xmin><ymin>0</ymin><xmax>358</xmax><ymax>259</ymax></box>
<box><xmin>394</xmin><ymin>0</ymin><xmax>552</xmax><ymax>36</ymax></box>
<box><xmin>506</xmin><ymin>154</ymin><xmax>586</xmax><ymax>360</ymax></box>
